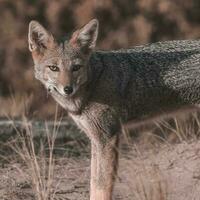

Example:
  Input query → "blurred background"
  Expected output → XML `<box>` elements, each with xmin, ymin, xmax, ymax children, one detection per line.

<box><xmin>0</xmin><ymin>0</ymin><xmax>199</xmax><ymax>119</ymax></box>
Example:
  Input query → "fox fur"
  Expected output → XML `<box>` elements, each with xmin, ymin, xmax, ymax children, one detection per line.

<box><xmin>28</xmin><ymin>19</ymin><xmax>200</xmax><ymax>200</ymax></box>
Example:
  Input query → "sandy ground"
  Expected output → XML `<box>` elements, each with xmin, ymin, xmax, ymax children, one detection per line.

<box><xmin>1</xmin><ymin>139</ymin><xmax>200</xmax><ymax>200</ymax></box>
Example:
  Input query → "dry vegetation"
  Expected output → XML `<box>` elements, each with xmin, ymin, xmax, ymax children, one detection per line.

<box><xmin>0</xmin><ymin>113</ymin><xmax>199</xmax><ymax>199</ymax></box>
<box><xmin>10</xmin><ymin>119</ymin><xmax>58</xmax><ymax>200</ymax></box>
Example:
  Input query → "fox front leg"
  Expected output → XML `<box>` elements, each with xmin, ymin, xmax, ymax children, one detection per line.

<box><xmin>90</xmin><ymin>135</ymin><xmax>119</xmax><ymax>200</ymax></box>
<box><xmin>89</xmin><ymin>114</ymin><xmax>120</xmax><ymax>200</ymax></box>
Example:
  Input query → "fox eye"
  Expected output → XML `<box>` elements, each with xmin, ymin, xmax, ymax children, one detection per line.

<box><xmin>72</xmin><ymin>64</ymin><xmax>82</xmax><ymax>72</ymax></box>
<box><xmin>48</xmin><ymin>65</ymin><xmax>59</xmax><ymax>72</ymax></box>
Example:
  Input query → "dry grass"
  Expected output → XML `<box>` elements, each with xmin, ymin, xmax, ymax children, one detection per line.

<box><xmin>7</xmin><ymin>112</ymin><xmax>62</xmax><ymax>200</ymax></box>
<box><xmin>118</xmin><ymin>158</ymin><xmax>168</xmax><ymax>200</ymax></box>
<box><xmin>0</xmin><ymin>94</ymin><xmax>32</xmax><ymax>117</ymax></box>
<box><xmin>0</xmin><ymin>111</ymin><xmax>200</xmax><ymax>199</ymax></box>
<box><xmin>118</xmin><ymin>134</ymin><xmax>169</xmax><ymax>200</ymax></box>
<box><xmin>119</xmin><ymin>112</ymin><xmax>200</xmax><ymax>200</ymax></box>
<box><xmin>154</xmin><ymin>112</ymin><xmax>200</xmax><ymax>143</ymax></box>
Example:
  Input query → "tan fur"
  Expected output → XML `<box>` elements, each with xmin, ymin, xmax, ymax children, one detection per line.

<box><xmin>58</xmin><ymin>70</ymin><xmax>71</xmax><ymax>87</ymax></box>
<box><xmin>90</xmin><ymin>137</ymin><xmax>118</xmax><ymax>200</ymax></box>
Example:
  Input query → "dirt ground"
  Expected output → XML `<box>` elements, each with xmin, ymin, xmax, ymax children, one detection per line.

<box><xmin>1</xmin><ymin>138</ymin><xmax>200</xmax><ymax>200</ymax></box>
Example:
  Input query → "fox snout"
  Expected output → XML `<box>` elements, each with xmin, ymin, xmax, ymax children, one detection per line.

<box><xmin>57</xmin><ymin>71</ymin><xmax>74</xmax><ymax>95</ymax></box>
<box><xmin>63</xmin><ymin>85</ymin><xmax>73</xmax><ymax>95</ymax></box>
<box><xmin>48</xmin><ymin>84</ymin><xmax>74</xmax><ymax>96</ymax></box>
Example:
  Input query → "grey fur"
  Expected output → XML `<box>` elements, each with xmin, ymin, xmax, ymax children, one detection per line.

<box><xmin>88</xmin><ymin>40</ymin><xmax>200</xmax><ymax>123</ymax></box>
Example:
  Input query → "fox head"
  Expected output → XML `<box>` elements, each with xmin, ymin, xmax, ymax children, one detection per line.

<box><xmin>28</xmin><ymin>19</ymin><xmax>99</xmax><ymax>98</ymax></box>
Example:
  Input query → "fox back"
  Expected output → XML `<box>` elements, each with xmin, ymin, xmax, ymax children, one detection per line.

<box><xmin>92</xmin><ymin>40</ymin><xmax>200</xmax><ymax>122</ymax></box>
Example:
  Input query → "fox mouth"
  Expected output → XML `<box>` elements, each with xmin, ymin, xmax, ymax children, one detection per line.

<box><xmin>47</xmin><ymin>85</ymin><xmax>60</xmax><ymax>95</ymax></box>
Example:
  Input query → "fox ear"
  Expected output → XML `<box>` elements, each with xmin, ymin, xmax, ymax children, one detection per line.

<box><xmin>70</xmin><ymin>19</ymin><xmax>99</xmax><ymax>52</ymax></box>
<box><xmin>28</xmin><ymin>21</ymin><xmax>54</xmax><ymax>52</ymax></box>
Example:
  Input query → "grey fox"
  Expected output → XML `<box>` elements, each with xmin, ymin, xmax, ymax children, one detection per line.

<box><xmin>28</xmin><ymin>19</ymin><xmax>200</xmax><ymax>200</ymax></box>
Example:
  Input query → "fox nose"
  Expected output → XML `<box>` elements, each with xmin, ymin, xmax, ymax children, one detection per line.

<box><xmin>64</xmin><ymin>86</ymin><xmax>73</xmax><ymax>95</ymax></box>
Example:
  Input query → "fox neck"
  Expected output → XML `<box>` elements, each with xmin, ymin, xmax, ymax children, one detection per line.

<box><xmin>50</xmin><ymin>81</ymin><xmax>90</xmax><ymax>115</ymax></box>
<box><xmin>52</xmin><ymin>86</ymin><xmax>86</xmax><ymax>114</ymax></box>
